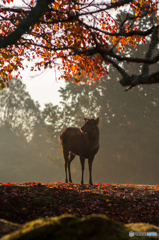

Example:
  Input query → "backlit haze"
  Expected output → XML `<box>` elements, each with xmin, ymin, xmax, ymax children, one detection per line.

<box><xmin>21</xmin><ymin>67</ymin><xmax>65</xmax><ymax>109</ymax></box>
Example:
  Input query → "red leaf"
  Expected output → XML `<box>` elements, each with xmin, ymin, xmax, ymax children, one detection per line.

<box><xmin>9</xmin><ymin>73</ymin><xmax>12</xmax><ymax>80</ymax></box>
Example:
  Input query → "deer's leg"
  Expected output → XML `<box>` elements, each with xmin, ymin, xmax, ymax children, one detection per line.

<box><xmin>80</xmin><ymin>156</ymin><xmax>85</xmax><ymax>185</ymax></box>
<box><xmin>68</xmin><ymin>152</ymin><xmax>75</xmax><ymax>183</ymax></box>
<box><xmin>62</xmin><ymin>148</ymin><xmax>69</xmax><ymax>183</ymax></box>
<box><xmin>88</xmin><ymin>157</ymin><xmax>94</xmax><ymax>185</ymax></box>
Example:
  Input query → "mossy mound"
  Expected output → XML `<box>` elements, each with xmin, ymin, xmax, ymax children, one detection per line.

<box><xmin>0</xmin><ymin>220</ymin><xmax>20</xmax><ymax>238</ymax></box>
<box><xmin>126</xmin><ymin>222</ymin><xmax>159</xmax><ymax>237</ymax></box>
<box><xmin>1</xmin><ymin>215</ymin><xmax>159</xmax><ymax>240</ymax></box>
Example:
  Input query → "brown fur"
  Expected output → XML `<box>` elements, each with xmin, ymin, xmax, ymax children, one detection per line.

<box><xmin>59</xmin><ymin>117</ymin><xmax>99</xmax><ymax>185</ymax></box>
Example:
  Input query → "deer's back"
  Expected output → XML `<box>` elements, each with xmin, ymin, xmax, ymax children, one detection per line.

<box><xmin>59</xmin><ymin>127</ymin><xmax>99</xmax><ymax>157</ymax></box>
<box><xmin>59</xmin><ymin>127</ymin><xmax>83</xmax><ymax>147</ymax></box>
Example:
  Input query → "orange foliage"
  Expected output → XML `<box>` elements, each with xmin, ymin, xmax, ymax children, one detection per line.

<box><xmin>0</xmin><ymin>0</ymin><xmax>158</xmax><ymax>88</ymax></box>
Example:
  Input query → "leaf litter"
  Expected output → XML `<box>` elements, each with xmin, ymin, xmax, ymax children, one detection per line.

<box><xmin>0</xmin><ymin>182</ymin><xmax>159</xmax><ymax>226</ymax></box>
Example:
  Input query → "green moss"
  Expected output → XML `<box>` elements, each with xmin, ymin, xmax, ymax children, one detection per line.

<box><xmin>0</xmin><ymin>220</ymin><xmax>20</xmax><ymax>238</ymax></box>
<box><xmin>125</xmin><ymin>222</ymin><xmax>159</xmax><ymax>235</ymax></box>
<box><xmin>1</xmin><ymin>215</ymin><xmax>159</xmax><ymax>240</ymax></box>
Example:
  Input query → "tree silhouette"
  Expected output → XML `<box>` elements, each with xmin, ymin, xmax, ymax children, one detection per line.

<box><xmin>0</xmin><ymin>77</ymin><xmax>41</xmax><ymax>140</ymax></box>
<box><xmin>0</xmin><ymin>78</ymin><xmax>64</xmax><ymax>183</ymax></box>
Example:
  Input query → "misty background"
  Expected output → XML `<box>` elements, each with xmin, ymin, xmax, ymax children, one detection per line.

<box><xmin>0</xmin><ymin>13</ymin><xmax>159</xmax><ymax>185</ymax></box>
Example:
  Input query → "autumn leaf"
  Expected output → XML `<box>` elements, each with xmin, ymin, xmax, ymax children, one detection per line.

<box><xmin>54</xmin><ymin>24</ymin><xmax>58</xmax><ymax>31</ymax></box>
<box><xmin>9</xmin><ymin>73</ymin><xmax>12</xmax><ymax>80</ymax></box>
<box><xmin>30</xmin><ymin>0</ymin><xmax>34</xmax><ymax>6</ymax></box>
<box><xmin>71</xmin><ymin>65</ymin><xmax>76</xmax><ymax>72</ymax></box>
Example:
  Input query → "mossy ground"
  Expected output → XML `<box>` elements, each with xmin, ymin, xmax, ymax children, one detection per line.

<box><xmin>1</xmin><ymin>214</ymin><xmax>159</xmax><ymax>240</ymax></box>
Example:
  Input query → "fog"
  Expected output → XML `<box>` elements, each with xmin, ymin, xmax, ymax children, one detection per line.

<box><xmin>0</xmin><ymin>40</ymin><xmax>159</xmax><ymax>185</ymax></box>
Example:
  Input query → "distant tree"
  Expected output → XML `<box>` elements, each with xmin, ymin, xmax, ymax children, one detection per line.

<box><xmin>41</xmin><ymin>103</ymin><xmax>62</xmax><ymax>135</ymax></box>
<box><xmin>29</xmin><ymin>120</ymin><xmax>64</xmax><ymax>181</ymax></box>
<box><xmin>0</xmin><ymin>123</ymin><xmax>64</xmax><ymax>183</ymax></box>
<box><xmin>0</xmin><ymin>77</ymin><xmax>41</xmax><ymax>140</ymax></box>
<box><xmin>0</xmin><ymin>78</ymin><xmax>64</xmax><ymax>183</ymax></box>
<box><xmin>0</xmin><ymin>0</ymin><xmax>158</xmax><ymax>91</ymax></box>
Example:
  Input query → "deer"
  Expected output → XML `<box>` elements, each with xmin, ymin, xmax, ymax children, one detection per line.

<box><xmin>59</xmin><ymin>117</ymin><xmax>99</xmax><ymax>185</ymax></box>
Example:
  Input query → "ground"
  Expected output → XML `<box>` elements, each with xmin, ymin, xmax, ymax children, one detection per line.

<box><xmin>0</xmin><ymin>182</ymin><xmax>159</xmax><ymax>239</ymax></box>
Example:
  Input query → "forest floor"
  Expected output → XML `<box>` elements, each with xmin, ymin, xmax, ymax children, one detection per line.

<box><xmin>0</xmin><ymin>182</ymin><xmax>159</xmax><ymax>226</ymax></box>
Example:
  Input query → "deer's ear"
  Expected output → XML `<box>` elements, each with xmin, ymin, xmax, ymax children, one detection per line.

<box><xmin>96</xmin><ymin>117</ymin><xmax>99</xmax><ymax>125</ymax></box>
<box><xmin>84</xmin><ymin>118</ymin><xmax>87</xmax><ymax>121</ymax></box>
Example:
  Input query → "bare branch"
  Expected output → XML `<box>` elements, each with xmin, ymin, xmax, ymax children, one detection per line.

<box><xmin>78</xmin><ymin>0</ymin><xmax>134</xmax><ymax>15</ymax></box>
<box><xmin>120</xmin><ymin>71</ymin><xmax>159</xmax><ymax>89</ymax></box>
<box><xmin>100</xmin><ymin>54</ymin><xmax>129</xmax><ymax>79</ymax></box>
<box><xmin>142</xmin><ymin>26</ymin><xmax>158</xmax><ymax>75</ymax></box>
<box><xmin>101</xmin><ymin>49</ymin><xmax>159</xmax><ymax>64</ymax></box>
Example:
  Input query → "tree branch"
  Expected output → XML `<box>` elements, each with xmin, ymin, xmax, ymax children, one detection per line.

<box><xmin>142</xmin><ymin>26</ymin><xmax>158</xmax><ymax>75</ymax></box>
<box><xmin>101</xmin><ymin>49</ymin><xmax>159</xmax><ymax>64</ymax></box>
<box><xmin>118</xmin><ymin>26</ymin><xmax>159</xmax><ymax>91</ymax></box>
<box><xmin>0</xmin><ymin>7</ymin><xmax>29</xmax><ymax>13</ymax></box>
<box><xmin>81</xmin><ymin>19</ymin><xmax>159</xmax><ymax>38</ymax></box>
<box><xmin>78</xmin><ymin>0</ymin><xmax>134</xmax><ymax>14</ymax></box>
<box><xmin>120</xmin><ymin>71</ymin><xmax>159</xmax><ymax>89</ymax></box>
<box><xmin>0</xmin><ymin>0</ymin><xmax>53</xmax><ymax>49</ymax></box>
<box><xmin>101</xmin><ymin>54</ymin><xmax>129</xmax><ymax>79</ymax></box>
